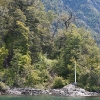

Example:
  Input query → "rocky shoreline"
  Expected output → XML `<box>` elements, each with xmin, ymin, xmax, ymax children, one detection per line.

<box><xmin>0</xmin><ymin>84</ymin><xmax>100</xmax><ymax>97</ymax></box>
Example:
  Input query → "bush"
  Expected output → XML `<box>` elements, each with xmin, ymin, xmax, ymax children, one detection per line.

<box><xmin>52</xmin><ymin>76</ymin><xmax>66</xmax><ymax>89</ymax></box>
<box><xmin>0</xmin><ymin>82</ymin><xmax>8</xmax><ymax>92</ymax></box>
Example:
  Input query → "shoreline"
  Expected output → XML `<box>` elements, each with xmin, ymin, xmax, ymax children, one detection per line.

<box><xmin>0</xmin><ymin>84</ymin><xmax>100</xmax><ymax>97</ymax></box>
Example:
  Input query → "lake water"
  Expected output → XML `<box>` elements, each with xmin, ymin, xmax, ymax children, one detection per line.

<box><xmin>0</xmin><ymin>96</ymin><xmax>100</xmax><ymax>100</ymax></box>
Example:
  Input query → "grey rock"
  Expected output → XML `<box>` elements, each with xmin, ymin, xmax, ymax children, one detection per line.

<box><xmin>3</xmin><ymin>84</ymin><xmax>100</xmax><ymax>97</ymax></box>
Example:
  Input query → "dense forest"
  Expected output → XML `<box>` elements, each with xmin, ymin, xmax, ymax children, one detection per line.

<box><xmin>0</xmin><ymin>0</ymin><xmax>100</xmax><ymax>92</ymax></box>
<box><xmin>41</xmin><ymin>0</ymin><xmax>100</xmax><ymax>46</ymax></box>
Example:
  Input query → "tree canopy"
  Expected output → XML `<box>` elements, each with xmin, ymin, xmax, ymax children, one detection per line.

<box><xmin>0</xmin><ymin>0</ymin><xmax>100</xmax><ymax>91</ymax></box>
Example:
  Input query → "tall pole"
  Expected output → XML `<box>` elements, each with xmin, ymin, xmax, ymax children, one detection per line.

<box><xmin>75</xmin><ymin>60</ymin><xmax>77</xmax><ymax>85</ymax></box>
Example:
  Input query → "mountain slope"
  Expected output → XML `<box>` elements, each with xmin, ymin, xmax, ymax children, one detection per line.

<box><xmin>63</xmin><ymin>0</ymin><xmax>100</xmax><ymax>33</ymax></box>
<box><xmin>41</xmin><ymin>0</ymin><xmax>100</xmax><ymax>45</ymax></box>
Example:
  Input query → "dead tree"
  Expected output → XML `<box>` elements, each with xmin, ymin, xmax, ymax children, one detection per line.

<box><xmin>52</xmin><ymin>12</ymin><xmax>75</xmax><ymax>38</ymax></box>
<box><xmin>62</xmin><ymin>12</ymin><xmax>75</xmax><ymax>31</ymax></box>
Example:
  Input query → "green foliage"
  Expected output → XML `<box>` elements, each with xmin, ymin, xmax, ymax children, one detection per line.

<box><xmin>13</xmin><ymin>9</ymin><xmax>26</xmax><ymax>23</ymax></box>
<box><xmin>8</xmin><ymin>49</ymin><xmax>32</xmax><ymax>87</ymax></box>
<box><xmin>25</xmin><ymin>0</ymin><xmax>55</xmax><ymax>63</ymax></box>
<box><xmin>34</xmin><ymin>53</ymin><xmax>57</xmax><ymax>88</ymax></box>
<box><xmin>54</xmin><ymin>25</ymin><xmax>82</xmax><ymax>78</ymax></box>
<box><xmin>52</xmin><ymin>76</ymin><xmax>67</xmax><ymax>89</ymax></box>
<box><xmin>26</xmin><ymin>70</ymin><xmax>41</xmax><ymax>87</ymax></box>
<box><xmin>53</xmin><ymin>26</ymin><xmax>100</xmax><ymax>91</ymax></box>
<box><xmin>34</xmin><ymin>53</ymin><xmax>57</xmax><ymax>70</ymax></box>
<box><xmin>0</xmin><ymin>0</ymin><xmax>100</xmax><ymax>91</ymax></box>
<box><xmin>0</xmin><ymin>47</ymin><xmax>8</xmax><ymax>68</ymax></box>
<box><xmin>0</xmin><ymin>82</ymin><xmax>8</xmax><ymax>91</ymax></box>
<box><xmin>42</xmin><ymin>0</ymin><xmax>100</xmax><ymax>46</ymax></box>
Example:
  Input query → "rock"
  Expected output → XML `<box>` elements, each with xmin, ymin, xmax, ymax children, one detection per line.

<box><xmin>62</xmin><ymin>84</ymin><xmax>100</xmax><ymax>97</ymax></box>
<box><xmin>1</xmin><ymin>84</ymin><xmax>100</xmax><ymax>97</ymax></box>
<box><xmin>6</xmin><ymin>88</ymin><xmax>22</xmax><ymax>95</ymax></box>
<box><xmin>63</xmin><ymin>84</ymin><xmax>76</xmax><ymax>92</ymax></box>
<box><xmin>76</xmin><ymin>88</ymin><xmax>85</xmax><ymax>93</ymax></box>
<box><xmin>42</xmin><ymin>90</ymin><xmax>49</xmax><ymax>94</ymax></box>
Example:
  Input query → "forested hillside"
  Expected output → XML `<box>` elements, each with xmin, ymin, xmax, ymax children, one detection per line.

<box><xmin>41</xmin><ymin>0</ymin><xmax>100</xmax><ymax>46</ymax></box>
<box><xmin>0</xmin><ymin>0</ymin><xmax>100</xmax><ymax>92</ymax></box>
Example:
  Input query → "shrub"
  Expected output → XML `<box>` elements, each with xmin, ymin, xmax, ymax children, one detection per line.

<box><xmin>0</xmin><ymin>82</ymin><xmax>8</xmax><ymax>92</ymax></box>
<box><xmin>52</xmin><ymin>76</ymin><xmax>66</xmax><ymax>89</ymax></box>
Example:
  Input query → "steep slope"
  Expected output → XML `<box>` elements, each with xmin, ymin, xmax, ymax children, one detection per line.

<box><xmin>63</xmin><ymin>0</ymin><xmax>100</xmax><ymax>33</ymax></box>
<box><xmin>41</xmin><ymin>0</ymin><xmax>100</xmax><ymax>45</ymax></box>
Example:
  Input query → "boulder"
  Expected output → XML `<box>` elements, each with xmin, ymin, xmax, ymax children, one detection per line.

<box><xmin>63</xmin><ymin>84</ymin><xmax>76</xmax><ymax>91</ymax></box>
<box><xmin>62</xmin><ymin>84</ymin><xmax>99</xmax><ymax>96</ymax></box>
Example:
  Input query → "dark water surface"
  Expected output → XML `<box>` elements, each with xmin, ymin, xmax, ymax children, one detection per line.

<box><xmin>0</xmin><ymin>96</ymin><xmax>100</xmax><ymax>100</ymax></box>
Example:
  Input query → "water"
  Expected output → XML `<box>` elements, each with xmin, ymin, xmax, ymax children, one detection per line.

<box><xmin>0</xmin><ymin>96</ymin><xmax>100</xmax><ymax>100</ymax></box>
